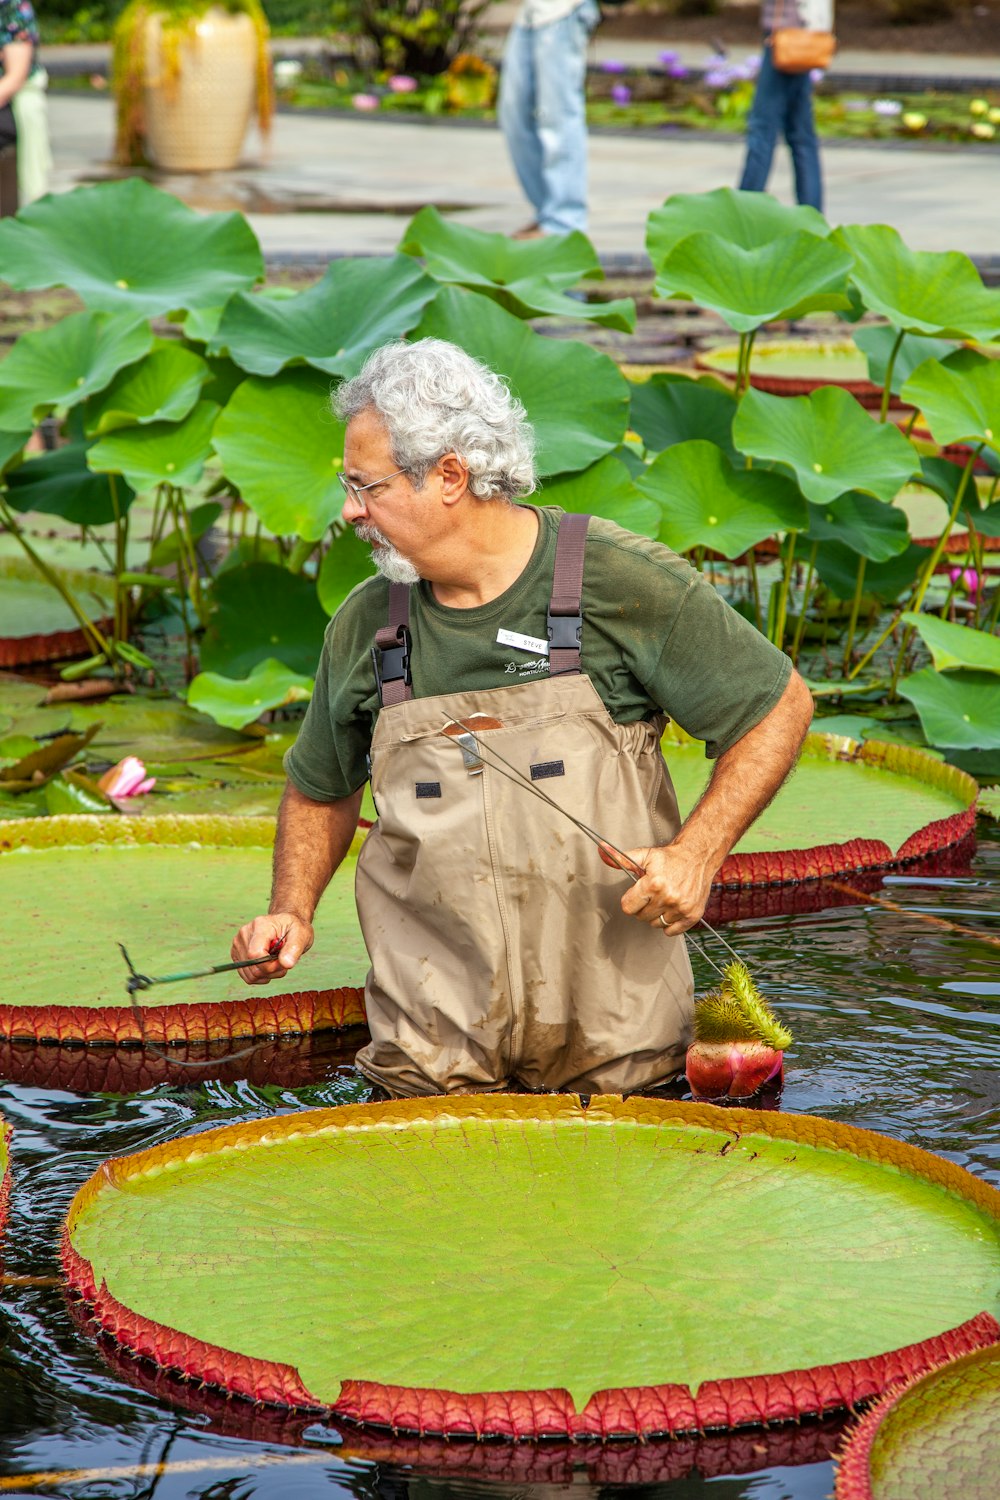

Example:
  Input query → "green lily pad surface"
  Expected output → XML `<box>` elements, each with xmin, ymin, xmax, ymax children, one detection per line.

<box><xmin>0</xmin><ymin>573</ymin><xmax>112</xmax><ymax>640</ymax></box>
<box><xmin>1</xmin><ymin>822</ymin><xmax>368</xmax><ymax>1012</ymax></box>
<box><xmin>698</xmin><ymin>340</ymin><xmax>875</xmax><ymax>390</ymax></box>
<box><xmin>65</xmin><ymin>1096</ymin><xmax>1000</xmax><ymax>1428</ymax></box>
<box><xmin>836</xmin><ymin>1344</ymin><xmax>1000</xmax><ymax>1500</ymax></box>
<box><xmin>664</xmin><ymin>733</ymin><xmax>969</xmax><ymax>856</ymax></box>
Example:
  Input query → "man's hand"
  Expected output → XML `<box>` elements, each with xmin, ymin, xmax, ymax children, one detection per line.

<box><xmin>231</xmin><ymin>913</ymin><xmax>314</xmax><ymax>985</ymax></box>
<box><xmin>600</xmin><ymin>842</ymin><xmax>714</xmax><ymax>936</ymax></box>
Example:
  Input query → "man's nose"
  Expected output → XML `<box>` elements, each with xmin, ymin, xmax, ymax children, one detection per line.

<box><xmin>340</xmin><ymin>486</ymin><xmax>366</xmax><ymax>523</ymax></box>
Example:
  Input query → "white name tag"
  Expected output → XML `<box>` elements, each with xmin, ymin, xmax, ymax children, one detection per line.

<box><xmin>497</xmin><ymin>628</ymin><xmax>549</xmax><ymax>657</ymax></box>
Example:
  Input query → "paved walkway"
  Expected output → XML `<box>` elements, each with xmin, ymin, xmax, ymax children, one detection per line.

<box><xmin>47</xmin><ymin>90</ymin><xmax>1000</xmax><ymax>265</ymax></box>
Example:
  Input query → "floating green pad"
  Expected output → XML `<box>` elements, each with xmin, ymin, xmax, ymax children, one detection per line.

<box><xmin>664</xmin><ymin>736</ymin><xmax>965</xmax><ymax>857</ymax></box>
<box><xmin>1</xmin><ymin>822</ymin><xmax>368</xmax><ymax>1011</ymax></box>
<box><xmin>0</xmin><ymin>557</ymin><xmax>114</xmax><ymax>639</ymax></box>
<box><xmin>699</xmin><ymin>340</ymin><xmax>873</xmax><ymax>386</ymax></box>
<box><xmin>65</xmin><ymin>1097</ymin><xmax>1000</xmax><ymax>1425</ymax></box>
<box><xmin>837</xmin><ymin>1345</ymin><xmax>1000</xmax><ymax>1500</ymax></box>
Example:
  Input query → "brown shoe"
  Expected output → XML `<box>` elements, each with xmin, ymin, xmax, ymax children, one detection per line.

<box><xmin>511</xmin><ymin>222</ymin><xmax>546</xmax><ymax>240</ymax></box>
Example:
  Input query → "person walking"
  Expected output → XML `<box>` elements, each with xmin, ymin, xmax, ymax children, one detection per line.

<box><xmin>497</xmin><ymin>0</ymin><xmax>601</xmax><ymax>237</ymax></box>
<box><xmin>0</xmin><ymin>0</ymin><xmax>52</xmax><ymax>211</ymax></box>
<box><xmin>738</xmin><ymin>0</ymin><xmax>832</xmax><ymax>213</ymax></box>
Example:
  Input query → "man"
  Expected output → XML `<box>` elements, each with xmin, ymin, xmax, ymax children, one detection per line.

<box><xmin>232</xmin><ymin>338</ymin><xmax>814</xmax><ymax>1099</ymax></box>
<box><xmin>497</xmin><ymin>0</ymin><xmax>600</xmax><ymax>237</ymax></box>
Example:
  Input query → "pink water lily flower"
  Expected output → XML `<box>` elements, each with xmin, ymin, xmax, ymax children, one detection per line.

<box><xmin>949</xmin><ymin>566</ymin><xmax>982</xmax><ymax>598</ymax></box>
<box><xmin>98</xmin><ymin>756</ymin><xmax>156</xmax><ymax>798</ymax></box>
<box><xmin>388</xmin><ymin>74</ymin><xmax>418</xmax><ymax>93</ymax></box>
<box><xmin>352</xmin><ymin>93</ymin><xmax>380</xmax><ymax>111</ymax></box>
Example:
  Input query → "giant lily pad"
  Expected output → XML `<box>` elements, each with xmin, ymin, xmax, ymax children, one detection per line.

<box><xmin>0</xmin><ymin>180</ymin><xmax>264</xmax><ymax>316</ymax></box>
<box><xmin>653</xmin><ymin>231</ymin><xmax>852</xmax><ymax>333</ymax></box>
<box><xmin>646</xmin><ymin>186</ymin><xmax>830</xmax><ymax>269</ymax></box>
<box><xmin>213</xmin><ymin>256</ymin><xmax>438</xmax><ymax>378</ymax></box>
<box><xmin>636</xmin><ymin>441</ymin><xmax>807</xmax><ymax>556</ymax></box>
<box><xmin>0</xmin><ymin>816</ymin><xmax>369</xmax><ymax>1044</ymax></box>
<box><xmin>0</xmin><ymin>556</ymin><xmax>114</xmax><ymax>666</ymax></box>
<box><xmin>832</xmin><ymin>225</ymin><xmax>1000</xmax><ymax>342</ymax></box>
<box><xmin>664</xmin><ymin>730</ymin><xmax>977</xmax><ymax>883</ymax></box>
<box><xmin>415</xmin><ymin>286</ymin><xmax>628</xmax><ymax>476</ymax></box>
<box><xmin>0</xmin><ymin>311</ymin><xmax>152</xmax><ymax>431</ymax></box>
<box><xmin>213</xmin><ymin>370</ymin><xmax>345</xmax><ymax>542</ymax></box>
<box><xmin>399</xmin><ymin>207</ymin><xmax>635</xmax><ymax>331</ymax></box>
<box><xmin>834</xmin><ymin>1344</ymin><xmax>1000</xmax><ymax>1500</ymax></box>
<box><xmin>63</xmin><ymin>1093</ymin><xmax>1000</xmax><ymax>1435</ymax></box>
<box><xmin>733</xmin><ymin>387</ymin><xmax>919</xmax><ymax>505</ymax></box>
<box><xmin>697</xmin><ymin>340</ymin><xmax>882</xmax><ymax>406</ymax></box>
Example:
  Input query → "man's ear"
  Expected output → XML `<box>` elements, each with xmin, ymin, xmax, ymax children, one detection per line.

<box><xmin>437</xmin><ymin>451</ymin><xmax>469</xmax><ymax>507</ymax></box>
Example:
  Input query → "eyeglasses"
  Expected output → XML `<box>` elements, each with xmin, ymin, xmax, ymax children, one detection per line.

<box><xmin>337</xmin><ymin>468</ymin><xmax>407</xmax><ymax>508</ymax></box>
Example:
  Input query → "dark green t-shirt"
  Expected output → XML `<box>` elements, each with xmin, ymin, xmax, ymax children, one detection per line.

<box><xmin>285</xmin><ymin>506</ymin><xmax>792</xmax><ymax>802</ymax></box>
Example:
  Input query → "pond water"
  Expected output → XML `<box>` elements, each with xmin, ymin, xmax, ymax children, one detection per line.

<box><xmin>2</xmin><ymin>825</ymin><xmax>999</xmax><ymax>1500</ymax></box>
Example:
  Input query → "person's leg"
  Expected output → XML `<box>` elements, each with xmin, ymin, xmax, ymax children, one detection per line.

<box><xmin>532</xmin><ymin>0</ymin><xmax>599</xmax><ymax>234</ymax></box>
<box><xmin>783</xmin><ymin>70</ymin><xmax>823</xmax><ymax>212</ymax></box>
<box><xmin>498</xmin><ymin>19</ymin><xmax>544</xmax><ymax>226</ymax></box>
<box><xmin>738</xmin><ymin>42</ymin><xmax>783</xmax><ymax>194</ymax></box>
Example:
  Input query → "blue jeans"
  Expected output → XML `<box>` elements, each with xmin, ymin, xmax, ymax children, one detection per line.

<box><xmin>498</xmin><ymin>0</ymin><xmax>600</xmax><ymax>235</ymax></box>
<box><xmin>738</xmin><ymin>42</ymin><xmax>823</xmax><ymax>212</ymax></box>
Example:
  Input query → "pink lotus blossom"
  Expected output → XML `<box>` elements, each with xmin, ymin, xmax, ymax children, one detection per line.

<box><xmin>388</xmin><ymin>74</ymin><xmax>418</xmax><ymax>93</ymax></box>
<box><xmin>352</xmin><ymin>93</ymin><xmax>381</xmax><ymax>111</ymax></box>
<box><xmin>949</xmin><ymin>566</ymin><xmax>982</xmax><ymax>597</ymax></box>
<box><xmin>98</xmin><ymin>756</ymin><xmax>155</xmax><ymax>798</ymax></box>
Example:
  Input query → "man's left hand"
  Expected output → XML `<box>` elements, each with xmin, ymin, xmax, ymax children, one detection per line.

<box><xmin>600</xmin><ymin>841</ymin><xmax>714</xmax><ymax>936</ymax></box>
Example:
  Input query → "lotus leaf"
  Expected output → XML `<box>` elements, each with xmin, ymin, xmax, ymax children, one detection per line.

<box><xmin>63</xmin><ymin>1096</ymin><xmax>1000</xmax><ymax>1427</ymax></box>
<box><xmin>835</xmin><ymin>1344</ymin><xmax>1000</xmax><ymax>1500</ymax></box>
<box><xmin>84</xmin><ymin>343</ymin><xmax>210</xmax><ymax>436</ymax></box>
<box><xmin>213</xmin><ymin>371</ymin><xmax>345</xmax><ymax>542</ymax></box>
<box><xmin>67</xmin><ymin>696</ymin><xmax>248</xmax><ymax>760</ymax></box>
<box><xmin>628</xmin><ymin>373</ymin><xmax>737</xmax><ymax>459</ymax></box>
<box><xmin>43</xmin><ymin>772</ymin><xmax>112</xmax><ymax>816</ymax></box>
<box><xmin>833</xmin><ymin>224</ymin><xmax>1000</xmax><ymax>341</ymax></box>
<box><xmin>653</xmin><ymin>231</ymin><xmax>852</xmax><ymax>333</ymax></box>
<box><xmin>200</xmin><ymin>562</ymin><xmax>328</xmax><ymax>678</ymax></box>
<box><xmin>901</xmin><ymin>350</ymin><xmax>1000</xmax><ymax>451</ymax></box>
<box><xmin>4</xmin><ymin>443</ymin><xmax>136</xmax><ymax>526</ymax></box>
<box><xmin>636</xmin><ymin>441</ymin><xmax>807</xmax><ymax>557</ymax></box>
<box><xmin>0</xmin><ymin>311</ymin><xmax>152</xmax><ymax>431</ymax></box>
<box><xmin>317</xmin><ymin>528</ymin><xmax>377</xmax><ymax>616</ymax></box>
<box><xmin>646</xmin><ymin>186</ymin><xmax>829</xmax><ymax>269</ymax></box>
<box><xmin>0</xmin><ymin>180</ymin><xmax>264</xmax><ymax>316</ymax></box>
<box><xmin>900</xmin><ymin>613</ymin><xmax>1000</xmax><ymax>675</ymax></box>
<box><xmin>814</xmin><ymin>540</ymin><xmax>930</xmax><ymax>602</ymax></box>
<box><xmin>88</xmin><ymin>401</ymin><xmax>219</xmax><ymax>491</ymax></box>
<box><xmin>214</xmin><ymin>256</ymin><xmax>438</xmax><ymax>378</ymax></box>
<box><xmin>415</xmin><ymin>286</ymin><xmax>628</xmax><ymax>476</ymax></box>
<box><xmin>665</xmin><ymin>733</ymin><xmax>967</xmax><ymax>855</ymax></box>
<box><xmin>398</xmin><ymin>206</ymin><xmax>635</xmax><ymax>331</ymax></box>
<box><xmin>188</xmin><ymin>659</ymin><xmax>315</xmax><ymax>732</ymax></box>
<box><xmin>0</xmin><ymin>428</ymin><xmax>29</xmax><ymax>473</ymax></box>
<box><xmin>539</xmin><ymin>456</ymin><xmax>660</xmax><ymax>538</ymax></box>
<box><xmin>1</xmin><ymin>824</ymin><xmax>369</xmax><ymax>1014</ymax></box>
<box><xmin>853</xmin><ymin>326</ymin><xmax>955</xmax><ymax>396</ymax></box>
<box><xmin>897</xmin><ymin>668</ymin><xmax>1000</xmax><ymax>750</ymax></box>
<box><xmin>968</xmin><ymin>499</ymin><xmax>1000</xmax><ymax>537</ymax></box>
<box><xmin>733</xmin><ymin>387</ymin><xmax>919</xmax><ymax>505</ymax></box>
<box><xmin>806</xmin><ymin>492</ymin><xmax>911</xmax><ymax>562</ymax></box>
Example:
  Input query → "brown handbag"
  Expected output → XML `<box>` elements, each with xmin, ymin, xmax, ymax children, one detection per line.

<box><xmin>770</xmin><ymin>0</ymin><xmax>836</xmax><ymax>73</ymax></box>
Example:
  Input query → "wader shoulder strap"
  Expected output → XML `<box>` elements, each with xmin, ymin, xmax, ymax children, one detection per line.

<box><xmin>372</xmin><ymin>582</ymin><xmax>413</xmax><ymax>706</ymax></box>
<box><xmin>547</xmin><ymin>511</ymin><xmax>590</xmax><ymax>678</ymax></box>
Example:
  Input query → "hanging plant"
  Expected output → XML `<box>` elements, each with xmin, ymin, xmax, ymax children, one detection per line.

<box><xmin>112</xmin><ymin>0</ymin><xmax>274</xmax><ymax>169</ymax></box>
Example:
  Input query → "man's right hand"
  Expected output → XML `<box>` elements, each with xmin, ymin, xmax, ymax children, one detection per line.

<box><xmin>230</xmin><ymin>913</ymin><xmax>314</xmax><ymax>985</ymax></box>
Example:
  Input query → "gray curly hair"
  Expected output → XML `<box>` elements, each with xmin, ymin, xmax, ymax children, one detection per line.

<box><xmin>335</xmin><ymin>338</ymin><xmax>537</xmax><ymax>503</ymax></box>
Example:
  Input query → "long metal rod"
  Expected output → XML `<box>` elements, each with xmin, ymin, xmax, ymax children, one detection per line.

<box><xmin>440</xmin><ymin>719</ymin><xmax>732</xmax><ymax>977</ymax></box>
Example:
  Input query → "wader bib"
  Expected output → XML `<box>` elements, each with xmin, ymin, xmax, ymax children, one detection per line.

<box><xmin>354</xmin><ymin>512</ymin><xmax>694</xmax><ymax>1098</ymax></box>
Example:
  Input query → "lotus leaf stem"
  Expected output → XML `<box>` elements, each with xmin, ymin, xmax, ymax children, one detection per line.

<box><xmin>790</xmin><ymin>541</ymin><xmax>818</xmax><ymax>665</ymax></box>
<box><xmin>771</xmin><ymin>529</ymin><xmax>798</xmax><ymax>650</ymax></box>
<box><xmin>842</xmin><ymin>555</ymin><xmax>867</xmax><ymax>673</ymax></box>
<box><xmin>879</xmin><ymin>328</ymin><xmax>906</xmax><ymax>425</ymax></box>
<box><xmin>747</xmin><ymin>548</ymin><xmax>763</xmax><ymax>631</ymax></box>
<box><xmin>287</xmin><ymin>537</ymin><xmax>317</xmax><ymax>575</ymax></box>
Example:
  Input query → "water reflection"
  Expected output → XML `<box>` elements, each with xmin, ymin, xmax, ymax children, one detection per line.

<box><xmin>1</xmin><ymin>827</ymin><xmax>998</xmax><ymax>1498</ymax></box>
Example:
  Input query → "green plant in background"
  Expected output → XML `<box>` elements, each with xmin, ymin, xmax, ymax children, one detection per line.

<box><xmin>1</xmin><ymin>177</ymin><xmax>999</xmax><ymax>783</ymax></box>
<box><xmin>112</xmin><ymin>0</ymin><xmax>274</xmax><ymax>164</ymax></box>
<box><xmin>331</xmin><ymin>0</ymin><xmax>493</xmax><ymax>75</ymax></box>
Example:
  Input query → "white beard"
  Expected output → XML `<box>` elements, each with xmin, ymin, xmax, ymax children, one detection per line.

<box><xmin>354</xmin><ymin>523</ymin><xmax>421</xmax><ymax>585</ymax></box>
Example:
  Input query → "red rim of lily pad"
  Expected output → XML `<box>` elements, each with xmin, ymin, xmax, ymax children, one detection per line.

<box><xmin>79</xmin><ymin>1327</ymin><xmax>850</xmax><ymax>1482</ymax></box>
<box><xmin>834</xmin><ymin>1343</ymin><xmax>1000</xmax><ymax>1500</ymax></box>
<box><xmin>0</xmin><ymin>621</ymin><xmax>116</xmax><ymax>669</ymax></box>
<box><xmin>63</xmin><ymin>1094</ymin><xmax>1000</xmax><ymax>1440</ymax></box>
<box><xmin>681</xmin><ymin>733</ymin><xmax>978</xmax><ymax>889</ymax></box>
<box><xmin>0</xmin><ymin>814</ymin><xmax>367</xmax><ymax>1047</ymax></box>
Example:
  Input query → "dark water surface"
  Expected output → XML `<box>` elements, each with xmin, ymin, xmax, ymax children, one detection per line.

<box><xmin>2</xmin><ymin>827</ymin><xmax>999</xmax><ymax>1500</ymax></box>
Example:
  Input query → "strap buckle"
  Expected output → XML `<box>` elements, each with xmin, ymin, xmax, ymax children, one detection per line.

<box><xmin>371</xmin><ymin>625</ymin><xmax>412</xmax><ymax>699</ymax></box>
<box><xmin>547</xmin><ymin>611</ymin><xmax>582</xmax><ymax>651</ymax></box>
